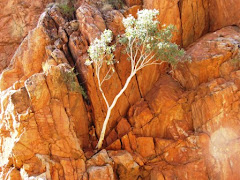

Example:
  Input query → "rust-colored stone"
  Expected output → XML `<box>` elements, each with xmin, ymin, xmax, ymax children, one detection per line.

<box><xmin>1</xmin><ymin>1</ymin><xmax>240</xmax><ymax>180</ymax></box>
<box><xmin>209</xmin><ymin>0</ymin><xmax>240</xmax><ymax>31</ymax></box>
<box><xmin>0</xmin><ymin>0</ymin><xmax>54</xmax><ymax>73</ymax></box>
<box><xmin>144</xmin><ymin>0</ymin><xmax>182</xmax><ymax>45</ymax></box>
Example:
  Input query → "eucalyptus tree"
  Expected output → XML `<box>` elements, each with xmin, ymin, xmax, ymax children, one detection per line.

<box><xmin>86</xmin><ymin>9</ymin><xmax>185</xmax><ymax>149</ymax></box>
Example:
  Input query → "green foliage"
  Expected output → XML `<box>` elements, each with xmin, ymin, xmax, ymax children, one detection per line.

<box><xmin>61</xmin><ymin>68</ymin><xmax>88</xmax><ymax>99</ymax></box>
<box><xmin>106</xmin><ymin>0</ymin><xmax>125</xmax><ymax>9</ymax></box>
<box><xmin>96</xmin><ymin>0</ymin><xmax>125</xmax><ymax>11</ymax></box>
<box><xmin>58</xmin><ymin>3</ymin><xmax>75</xmax><ymax>18</ymax></box>
<box><xmin>87</xmin><ymin>9</ymin><xmax>185</xmax><ymax>70</ymax></box>
<box><xmin>78</xmin><ymin>85</ymin><xmax>88</xmax><ymax>100</ymax></box>
<box><xmin>231</xmin><ymin>57</ymin><xmax>240</xmax><ymax>67</ymax></box>
<box><xmin>86</xmin><ymin>29</ymin><xmax>116</xmax><ymax>66</ymax></box>
<box><xmin>119</xmin><ymin>9</ymin><xmax>185</xmax><ymax>67</ymax></box>
<box><xmin>45</xmin><ymin>2</ymin><xmax>75</xmax><ymax>19</ymax></box>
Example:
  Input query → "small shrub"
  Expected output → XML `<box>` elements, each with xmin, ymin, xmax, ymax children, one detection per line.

<box><xmin>45</xmin><ymin>2</ymin><xmax>75</xmax><ymax>19</ymax></box>
<box><xmin>58</xmin><ymin>3</ymin><xmax>75</xmax><ymax>18</ymax></box>
<box><xmin>61</xmin><ymin>68</ymin><xmax>88</xmax><ymax>99</ymax></box>
<box><xmin>106</xmin><ymin>0</ymin><xmax>125</xmax><ymax>9</ymax></box>
<box><xmin>100</xmin><ymin>3</ymin><xmax>114</xmax><ymax>12</ymax></box>
<box><xmin>231</xmin><ymin>47</ymin><xmax>240</xmax><ymax>66</ymax></box>
<box><xmin>97</xmin><ymin>0</ymin><xmax>125</xmax><ymax>11</ymax></box>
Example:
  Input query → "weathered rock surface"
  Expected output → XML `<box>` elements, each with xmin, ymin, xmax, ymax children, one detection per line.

<box><xmin>174</xmin><ymin>26</ymin><xmax>240</xmax><ymax>89</ymax></box>
<box><xmin>0</xmin><ymin>0</ymin><xmax>54</xmax><ymax>73</ymax></box>
<box><xmin>1</xmin><ymin>1</ymin><xmax>240</xmax><ymax>180</ymax></box>
<box><xmin>179</xmin><ymin>0</ymin><xmax>209</xmax><ymax>47</ymax></box>
<box><xmin>143</xmin><ymin>0</ymin><xmax>210</xmax><ymax>47</ymax></box>
<box><xmin>144</xmin><ymin>0</ymin><xmax>240</xmax><ymax>47</ymax></box>
<box><xmin>104</xmin><ymin>25</ymin><xmax>240</xmax><ymax>179</ymax></box>
<box><xmin>209</xmin><ymin>0</ymin><xmax>240</xmax><ymax>31</ymax></box>
<box><xmin>0</xmin><ymin>6</ymin><xmax>90</xmax><ymax>180</ymax></box>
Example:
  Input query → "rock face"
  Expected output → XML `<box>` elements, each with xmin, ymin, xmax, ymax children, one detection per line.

<box><xmin>104</xmin><ymin>26</ymin><xmax>240</xmax><ymax>179</ymax></box>
<box><xmin>0</xmin><ymin>0</ymin><xmax>54</xmax><ymax>73</ymax></box>
<box><xmin>144</xmin><ymin>0</ymin><xmax>240</xmax><ymax>47</ymax></box>
<box><xmin>179</xmin><ymin>0</ymin><xmax>209</xmax><ymax>47</ymax></box>
<box><xmin>1</xmin><ymin>0</ymin><xmax>240</xmax><ymax>180</ymax></box>
<box><xmin>0</xmin><ymin>6</ymin><xmax>89</xmax><ymax>179</ymax></box>
<box><xmin>174</xmin><ymin>26</ymin><xmax>240</xmax><ymax>89</ymax></box>
<box><xmin>143</xmin><ymin>0</ymin><xmax>209</xmax><ymax>47</ymax></box>
<box><xmin>209</xmin><ymin>0</ymin><xmax>240</xmax><ymax>31</ymax></box>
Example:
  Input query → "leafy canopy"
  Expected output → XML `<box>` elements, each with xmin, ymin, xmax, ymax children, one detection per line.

<box><xmin>86</xmin><ymin>9</ymin><xmax>185</xmax><ymax>70</ymax></box>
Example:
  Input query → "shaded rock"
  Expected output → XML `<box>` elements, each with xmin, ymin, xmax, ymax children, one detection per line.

<box><xmin>128</xmin><ymin>99</ymin><xmax>153</xmax><ymax>129</ymax></box>
<box><xmin>104</xmin><ymin>10</ymin><xmax>125</xmax><ymax>36</ymax></box>
<box><xmin>116</xmin><ymin>118</ymin><xmax>131</xmax><ymax>138</ymax></box>
<box><xmin>180</xmin><ymin>0</ymin><xmax>209</xmax><ymax>47</ymax></box>
<box><xmin>105</xmin><ymin>118</ymin><xmax>131</xmax><ymax>148</ymax></box>
<box><xmin>58</xmin><ymin>26</ymin><xmax>68</xmax><ymax>43</ymax></box>
<box><xmin>220</xmin><ymin>59</ymin><xmax>240</xmax><ymax>79</ymax></box>
<box><xmin>69</xmin><ymin>31</ymin><xmax>88</xmax><ymax>60</ymax></box>
<box><xmin>10</xmin><ymin>87</ymin><xmax>31</xmax><ymax>114</ymax></box>
<box><xmin>123</xmin><ymin>5</ymin><xmax>142</xmax><ymax>18</ymax></box>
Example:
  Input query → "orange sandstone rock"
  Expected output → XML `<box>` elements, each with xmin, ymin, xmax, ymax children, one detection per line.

<box><xmin>209</xmin><ymin>0</ymin><xmax>240</xmax><ymax>31</ymax></box>
<box><xmin>0</xmin><ymin>0</ymin><xmax>54</xmax><ymax>73</ymax></box>
<box><xmin>1</xmin><ymin>1</ymin><xmax>240</xmax><ymax>180</ymax></box>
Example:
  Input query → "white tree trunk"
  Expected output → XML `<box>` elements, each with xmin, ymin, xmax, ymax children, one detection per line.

<box><xmin>96</xmin><ymin>72</ymin><xmax>136</xmax><ymax>149</ymax></box>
